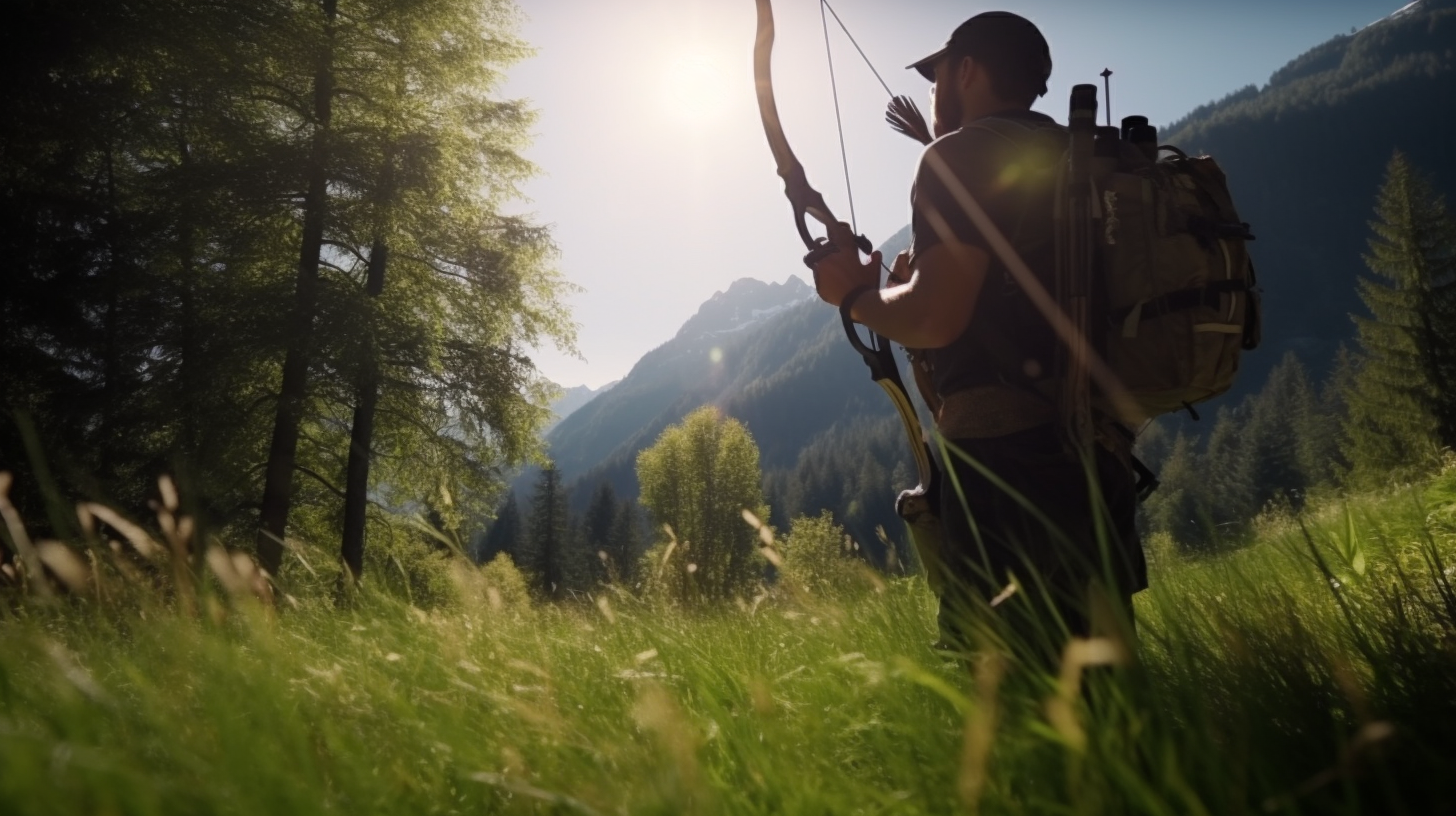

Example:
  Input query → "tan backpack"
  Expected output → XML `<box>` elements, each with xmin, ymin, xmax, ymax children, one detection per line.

<box><xmin>1095</xmin><ymin>142</ymin><xmax>1261</xmax><ymax>424</ymax></box>
<box><xmin>911</xmin><ymin>118</ymin><xmax>1262</xmax><ymax>428</ymax></box>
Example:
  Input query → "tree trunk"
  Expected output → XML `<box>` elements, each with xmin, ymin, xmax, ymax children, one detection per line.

<box><xmin>340</xmin><ymin>238</ymin><xmax>387</xmax><ymax>580</ymax></box>
<box><xmin>256</xmin><ymin>0</ymin><xmax>336</xmax><ymax>576</ymax></box>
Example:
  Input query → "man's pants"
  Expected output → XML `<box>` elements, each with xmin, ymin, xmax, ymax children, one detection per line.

<box><xmin>934</xmin><ymin>426</ymin><xmax>1146</xmax><ymax>662</ymax></box>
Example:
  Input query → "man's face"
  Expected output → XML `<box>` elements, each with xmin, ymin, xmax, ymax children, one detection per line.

<box><xmin>930</xmin><ymin>55</ymin><xmax>964</xmax><ymax>138</ymax></box>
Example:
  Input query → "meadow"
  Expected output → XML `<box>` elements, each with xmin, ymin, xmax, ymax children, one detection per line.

<box><xmin>2</xmin><ymin>472</ymin><xmax>1455</xmax><ymax>816</ymax></box>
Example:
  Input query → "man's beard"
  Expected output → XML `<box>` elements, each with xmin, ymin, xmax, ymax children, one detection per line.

<box><xmin>932</xmin><ymin>88</ymin><xmax>963</xmax><ymax>138</ymax></box>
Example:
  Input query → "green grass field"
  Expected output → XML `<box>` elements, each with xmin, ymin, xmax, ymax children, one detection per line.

<box><xmin>2</xmin><ymin>476</ymin><xmax>1455</xmax><ymax>815</ymax></box>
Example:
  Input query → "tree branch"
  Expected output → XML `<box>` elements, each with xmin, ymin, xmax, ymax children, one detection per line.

<box><xmin>294</xmin><ymin>465</ymin><xmax>347</xmax><ymax>501</ymax></box>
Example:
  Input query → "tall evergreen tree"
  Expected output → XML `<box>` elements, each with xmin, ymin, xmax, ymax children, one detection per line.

<box><xmin>1201</xmin><ymin>404</ymin><xmax>1256</xmax><ymax>540</ymax></box>
<box><xmin>582</xmin><ymin>481</ymin><xmax>617</xmax><ymax>584</ymax></box>
<box><xmin>255</xmin><ymin>0</ymin><xmax>339</xmax><ymax>575</ymax></box>
<box><xmin>1141</xmin><ymin>433</ymin><xmax>1209</xmax><ymax>550</ymax></box>
<box><xmin>476</xmin><ymin>491</ymin><xmax>524</xmax><ymax>565</ymax></box>
<box><xmin>609</xmin><ymin>499</ymin><xmax>642</xmax><ymax>586</ymax></box>
<box><xmin>1298</xmin><ymin>345</ymin><xmax>1356</xmax><ymax>488</ymax></box>
<box><xmin>0</xmin><ymin>0</ymin><xmax>571</xmax><ymax>575</ymax></box>
<box><xmin>527</xmin><ymin>464</ymin><xmax>568</xmax><ymax>598</ymax></box>
<box><xmin>1238</xmin><ymin>352</ymin><xmax>1317</xmax><ymax>512</ymax></box>
<box><xmin>1342</xmin><ymin>151</ymin><xmax>1456</xmax><ymax>485</ymax></box>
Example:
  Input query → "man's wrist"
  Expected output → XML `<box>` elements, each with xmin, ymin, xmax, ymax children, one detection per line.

<box><xmin>840</xmin><ymin>284</ymin><xmax>876</xmax><ymax>323</ymax></box>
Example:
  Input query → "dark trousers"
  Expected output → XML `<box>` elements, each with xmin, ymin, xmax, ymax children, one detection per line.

<box><xmin>934</xmin><ymin>426</ymin><xmax>1146</xmax><ymax>662</ymax></box>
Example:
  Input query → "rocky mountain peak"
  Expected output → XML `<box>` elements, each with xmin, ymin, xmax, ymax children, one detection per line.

<box><xmin>673</xmin><ymin>276</ymin><xmax>813</xmax><ymax>342</ymax></box>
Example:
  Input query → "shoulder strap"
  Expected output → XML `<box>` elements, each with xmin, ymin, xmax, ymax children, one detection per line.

<box><xmin>964</xmin><ymin>116</ymin><xmax>1065</xmax><ymax>146</ymax></box>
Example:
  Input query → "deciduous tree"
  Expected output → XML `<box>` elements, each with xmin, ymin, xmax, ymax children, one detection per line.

<box><xmin>636</xmin><ymin>406</ymin><xmax>768</xmax><ymax>604</ymax></box>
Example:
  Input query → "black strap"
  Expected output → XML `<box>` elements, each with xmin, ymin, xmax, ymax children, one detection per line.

<box><xmin>1186</xmin><ymin>214</ymin><xmax>1255</xmax><ymax>242</ymax></box>
<box><xmin>1108</xmin><ymin>279</ymin><xmax>1249</xmax><ymax>326</ymax></box>
<box><xmin>1130</xmin><ymin>454</ymin><xmax>1160</xmax><ymax>502</ymax></box>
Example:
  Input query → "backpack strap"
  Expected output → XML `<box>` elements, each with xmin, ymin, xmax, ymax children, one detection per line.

<box><xmin>1109</xmin><ymin>279</ymin><xmax>1250</xmax><ymax>338</ymax></box>
<box><xmin>1108</xmin><ymin>421</ymin><xmax>1161</xmax><ymax>502</ymax></box>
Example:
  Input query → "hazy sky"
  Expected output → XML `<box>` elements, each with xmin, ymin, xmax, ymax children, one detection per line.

<box><xmin>503</xmin><ymin>0</ymin><xmax>1406</xmax><ymax>389</ymax></box>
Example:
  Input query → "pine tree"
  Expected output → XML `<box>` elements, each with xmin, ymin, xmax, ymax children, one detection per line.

<box><xmin>1202</xmin><ymin>404</ymin><xmax>1257</xmax><ymax>541</ymax></box>
<box><xmin>1298</xmin><ymin>345</ymin><xmax>1356</xmax><ymax>488</ymax></box>
<box><xmin>0</xmin><ymin>0</ymin><xmax>571</xmax><ymax>571</ymax></box>
<box><xmin>1141</xmin><ymin>433</ymin><xmax>1208</xmax><ymax>550</ymax></box>
<box><xmin>527</xmin><ymin>465</ymin><xmax>568</xmax><ymax>599</ymax></box>
<box><xmin>476</xmin><ymin>491</ymin><xmax>524</xmax><ymax>565</ymax></box>
<box><xmin>609</xmin><ymin>500</ymin><xmax>642</xmax><ymax>586</ymax></box>
<box><xmin>1238</xmin><ymin>352</ymin><xmax>1316</xmax><ymax>511</ymax></box>
<box><xmin>1342</xmin><ymin>151</ymin><xmax>1456</xmax><ymax>485</ymax></box>
<box><xmin>582</xmin><ymin>481</ymin><xmax>618</xmax><ymax>584</ymax></box>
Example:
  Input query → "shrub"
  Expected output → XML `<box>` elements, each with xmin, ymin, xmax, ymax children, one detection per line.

<box><xmin>780</xmin><ymin>512</ymin><xmax>874</xmax><ymax>600</ymax></box>
<box><xmin>474</xmin><ymin>552</ymin><xmax>534</xmax><ymax>615</ymax></box>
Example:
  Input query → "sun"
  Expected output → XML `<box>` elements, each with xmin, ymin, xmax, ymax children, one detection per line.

<box><xmin>661</xmin><ymin>53</ymin><xmax>730</xmax><ymax>123</ymax></box>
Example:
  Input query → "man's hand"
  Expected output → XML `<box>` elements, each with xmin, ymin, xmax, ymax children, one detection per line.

<box><xmin>887</xmin><ymin>250</ymin><xmax>912</xmax><ymax>286</ymax></box>
<box><xmin>811</xmin><ymin>221</ymin><xmax>881</xmax><ymax>309</ymax></box>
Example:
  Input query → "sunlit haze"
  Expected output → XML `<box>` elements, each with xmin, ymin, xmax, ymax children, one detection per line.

<box><xmin>504</xmin><ymin>0</ymin><xmax>1405</xmax><ymax>389</ymax></box>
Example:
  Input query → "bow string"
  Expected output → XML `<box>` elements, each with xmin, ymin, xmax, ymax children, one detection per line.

<box><xmin>751</xmin><ymin>0</ymin><xmax>937</xmax><ymax>494</ymax></box>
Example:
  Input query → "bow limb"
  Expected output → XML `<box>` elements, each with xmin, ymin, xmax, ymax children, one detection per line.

<box><xmin>753</xmin><ymin>0</ymin><xmax>861</xmax><ymax>254</ymax></box>
<box><xmin>751</xmin><ymin>0</ymin><xmax>937</xmax><ymax>496</ymax></box>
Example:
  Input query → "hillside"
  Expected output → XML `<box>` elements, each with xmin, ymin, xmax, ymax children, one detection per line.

<box><xmin>541</xmin><ymin>381</ymin><xmax>617</xmax><ymax>435</ymax></box>
<box><xmin>1162</xmin><ymin>0</ymin><xmax>1456</xmax><ymax>381</ymax></box>
<box><xmin>529</xmin><ymin>227</ymin><xmax>919</xmax><ymax>560</ymax></box>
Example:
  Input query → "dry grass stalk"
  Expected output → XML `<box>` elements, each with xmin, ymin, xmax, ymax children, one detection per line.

<box><xmin>0</xmin><ymin>472</ymin><xmax>54</xmax><ymax>598</ymax></box>
<box><xmin>958</xmin><ymin>650</ymin><xmax>1007</xmax><ymax>811</ymax></box>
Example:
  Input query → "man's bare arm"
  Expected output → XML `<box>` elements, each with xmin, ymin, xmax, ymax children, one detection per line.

<box><xmin>849</xmin><ymin>241</ymin><xmax>989</xmax><ymax>349</ymax></box>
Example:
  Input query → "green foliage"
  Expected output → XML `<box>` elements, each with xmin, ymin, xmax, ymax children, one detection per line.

<box><xmin>524</xmin><ymin>464</ymin><xmax>571</xmax><ymax>598</ymax></box>
<box><xmin>609</xmin><ymin>499</ymin><xmax>644</xmax><ymax>587</ymax></box>
<box><xmin>779</xmin><ymin>511</ymin><xmax>874</xmax><ymax>600</ymax></box>
<box><xmin>1141</xmin><ymin>352</ymin><xmax>1343</xmax><ymax>551</ymax></box>
<box><xmin>0</xmin><ymin>0</ymin><xmax>572</xmax><ymax>575</ymax></box>
<box><xmin>475</xmin><ymin>551</ymin><xmax>534</xmax><ymax>616</ymax></box>
<box><xmin>362</xmin><ymin>525</ymin><xmax>462</xmax><ymax>611</ymax></box>
<box><xmin>545</xmin><ymin>284</ymin><xmax>922</xmax><ymax>568</ymax></box>
<box><xmin>636</xmin><ymin>406</ymin><xmax>769</xmax><ymax>605</ymax></box>
<box><xmin>582</xmin><ymin>480</ymin><xmax>618</xmax><ymax>585</ymax></box>
<box><xmin>1342</xmin><ymin>152</ymin><xmax>1456</xmax><ymax>486</ymax></box>
<box><xmin>473</xmin><ymin>490</ymin><xmax>523</xmax><ymax>565</ymax></box>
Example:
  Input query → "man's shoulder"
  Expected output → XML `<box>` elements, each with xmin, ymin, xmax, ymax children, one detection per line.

<box><xmin>927</xmin><ymin>112</ymin><xmax>1064</xmax><ymax>163</ymax></box>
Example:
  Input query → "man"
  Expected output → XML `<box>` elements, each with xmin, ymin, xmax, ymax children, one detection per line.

<box><xmin>811</xmin><ymin>12</ymin><xmax>1145</xmax><ymax>661</ymax></box>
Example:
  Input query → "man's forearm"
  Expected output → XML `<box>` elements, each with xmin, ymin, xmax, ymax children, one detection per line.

<box><xmin>848</xmin><ymin>283</ymin><xmax>950</xmax><ymax>349</ymax></box>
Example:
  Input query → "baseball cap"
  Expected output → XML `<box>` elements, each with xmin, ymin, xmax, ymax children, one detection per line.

<box><xmin>907</xmin><ymin>12</ymin><xmax>1052</xmax><ymax>97</ymax></box>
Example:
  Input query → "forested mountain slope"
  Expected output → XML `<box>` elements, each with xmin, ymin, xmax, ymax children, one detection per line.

<box><xmin>1163</xmin><ymin>0</ymin><xmax>1456</xmax><ymax>381</ymax></box>
<box><xmin>532</xmin><ymin>229</ymin><xmax>921</xmax><ymax>561</ymax></box>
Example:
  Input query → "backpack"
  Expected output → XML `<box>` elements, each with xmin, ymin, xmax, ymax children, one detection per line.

<box><xmin>1094</xmin><ymin>139</ymin><xmax>1261</xmax><ymax>424</ymax></box>
<box><xmin>961</xmin><ymin>115</ymin><xmax>1262</xmax><ymax>427</ymax></box>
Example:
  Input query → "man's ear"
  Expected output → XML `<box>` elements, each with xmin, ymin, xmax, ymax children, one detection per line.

<box><xmin>955</xmin><ymin>55</ymin><xmax>979</xmax><ymax>91</ymax></box>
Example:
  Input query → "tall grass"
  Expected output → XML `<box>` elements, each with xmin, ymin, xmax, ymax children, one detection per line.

<box><xmin>1</xmin><ymin>472</ymin><xmax>1454</xmax><ymax>815</ymax></box>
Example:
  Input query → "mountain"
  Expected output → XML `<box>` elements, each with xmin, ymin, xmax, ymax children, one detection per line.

<box><xmin>540</xmin><ymin>274</ymin><xmax>816</xmax><ymax>482</ymax></box>
<box><xmin>542</xmin><ymin>381</ymin><xmax>617</xmax><ymax>435</ymax></box>
<box><xmin>1159</xmin><ymin>0</ymin><xmax>1456</xmax><ymax>383</ymax></box>
<box><xmin>531</xmin><ymin>254</ymin><xmax>923</xmax><ymax>562</ymax></box>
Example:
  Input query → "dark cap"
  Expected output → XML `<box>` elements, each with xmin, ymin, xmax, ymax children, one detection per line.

<box><xmin>907</xmin><ymin>12</ymin><xmax>1051</xmax><ymax>97</ymax></box>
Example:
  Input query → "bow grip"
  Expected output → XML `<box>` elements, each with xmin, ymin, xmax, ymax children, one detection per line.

<box><xmin>794</xmin><ymin>209</ymin><xmax>875</xmax><ymax>269</ymax></box>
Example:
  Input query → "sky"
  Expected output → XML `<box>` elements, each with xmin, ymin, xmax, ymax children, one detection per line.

<box><xmin>502</xmin><ymin>0</ymin><xmax>1407</xmax><ymax>389</ymax></box>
